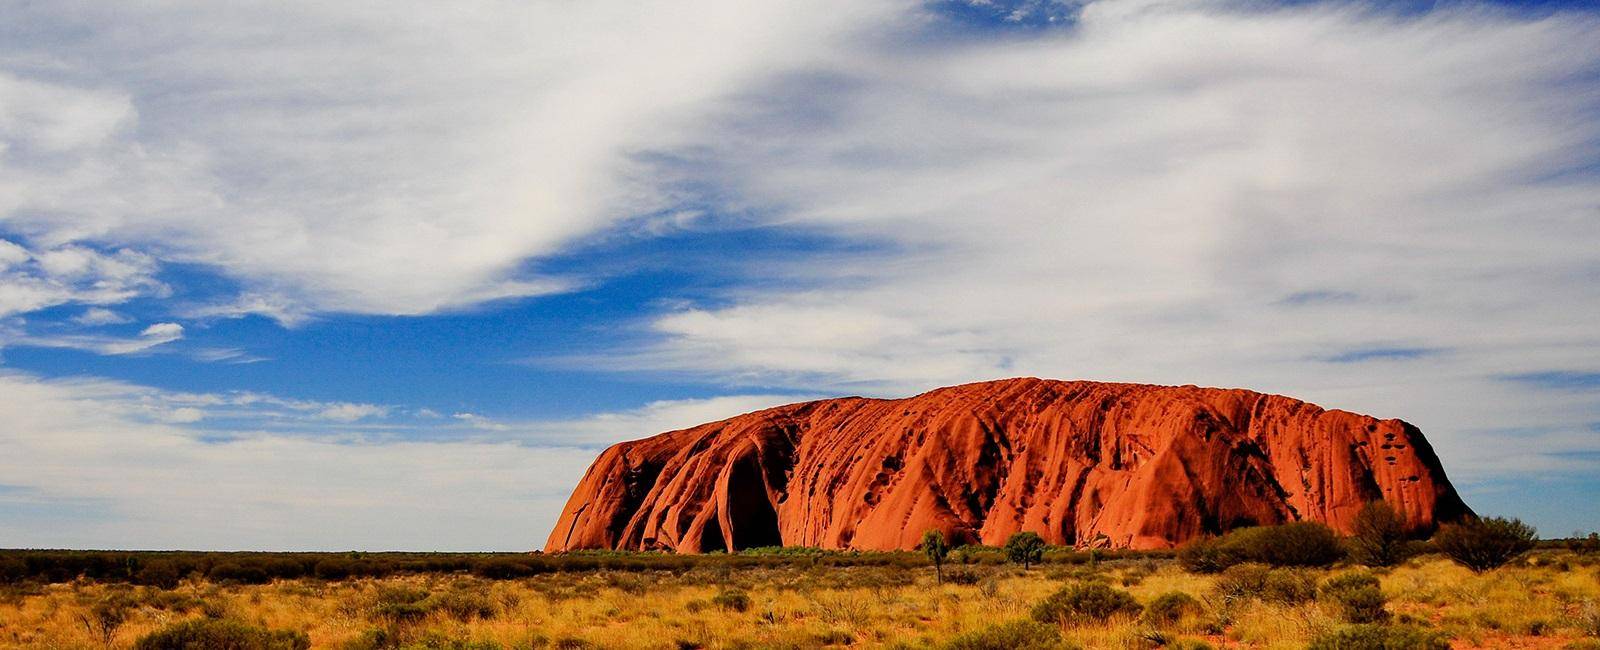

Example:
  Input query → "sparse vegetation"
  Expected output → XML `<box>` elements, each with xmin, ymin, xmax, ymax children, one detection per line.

<box><xmin>1435</xmin><ymin>516</ymin><xmax>1538</xmax><ymax>572</ymax></box>
<box><xmin>1177</xmin><ymin>521</ymin><xmax>1345</xmax><ymax>573</ymax></box>
<box><xmin>1030</xmin><ymin>581</ymin><xmax>1142</xmax><ymax>626</ymax></box>
<box><xmin>711</xmin><ymin>588</ymin><xmax>752</xmax><ymax>612</ymax></box>
<box><xmin>1305</xmin><ymin>624</ymin><xmax>1449</xmax><ymax>650</ymax></box>
<box><xmin>1005</xmin><ymin>532</ymin><xmax>1047</xmax><ymax>570</ymax></box>
<box><xmin>922</xmin><ymin>529</ymin><xmax>951</xmax><ymax>584</ymax></box>
<box><xmin>1348</xmin><ymin>501</ymin><xmax>1413</xmax><ymax>567</ymax></box>
<box><xmin>2</xmin><ymin>538</ymin><xmax>1597</xmax><ymax>648</ymax></box>
<box><xmin>941</xmin><ymin>619</ymin><xmax>1068</xmax><ymax>650</ymax></box>
<box><xmin>1320</xmin><ymin>571</ymin><xmax>1389</xmax><ymax>624</ymax></box>
<box><xmin>133</xmin><ymin>619</ymin><xmax>309</xmax><ymax>650</ymax></box>
<box><xmin>1140</xmin><ymin>591</ymin><xmax>1203</xmax><ymax>627</ymax></box>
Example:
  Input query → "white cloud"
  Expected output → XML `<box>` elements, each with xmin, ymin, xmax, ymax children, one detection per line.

<box><xmin>138</xmin><ymin>322</ymin><xmax>182</xmax><ymax>339</ymax></box>
<box><xmin>13</xmin><ymin>320</ymin><xmax>185</xmax><ymax>355</ymax></box>
<box><xmin>0</xmin><ymin>1</ymin><xmax>900</xmax><ymax>318</ymax></box>
<box><xmin>0</xmin><ymin>371</ymin><xmax>597</xmax><ymax>550</ymax></box>
<box><xmin>0</xmin><ymin>370</ymin><xmax>805</xmax><ymax>549</ymax></box>
<box><xmin>316</xmin><ymin>403</ymin><xmax>389</xmax><ymax>423</ymax></box>
<box><xmin>73</xmin><ymin>307</ymin><xmax>131</xmax><ymax>326</ymax></box>
<box><xmin>0</xmin><ymin>239</ymin><xmax>27</xmax><ymax>269</ymax></box>
<box><xmin>164</xmin><ymin>407</ymin><xmax>204</xmax><ymax>423</ymax></box>
<box><xmin>507</xmin><ymin>394</ymin><xmax>814</xmax><ymax>447</ymax></box>
<box><xmin>0</xmin><ymin>239</ymin><xmax>166</xmax><ymax>318</ymax></box>
<box><xmin>452</xmin><ymin>412</ymin><xmax>509</xmax><ymax>432</ymax></box>
<box><xmin>614</xmin><ymin>1</ymin><xmax>1600</xmax><ymax>484</ymax></box>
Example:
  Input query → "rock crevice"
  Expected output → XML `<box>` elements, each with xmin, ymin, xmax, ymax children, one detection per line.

<box><xmin>545</xmin><ymin>378</ymin><xmax>1471</xmax><ymax>552</ymax></box>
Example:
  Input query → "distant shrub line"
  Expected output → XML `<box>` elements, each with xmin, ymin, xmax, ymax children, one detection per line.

<box><xmin>0</xmin><ymin>510</ymin><xmax>1562</xmax><ymax>586</ymax></box>
<box><xmin>0</xmin><ymin>546</ymin><xmax>1171</xmax><ymax>586</ymax></box>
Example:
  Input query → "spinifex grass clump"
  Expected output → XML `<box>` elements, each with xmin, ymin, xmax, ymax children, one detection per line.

<box><xmin>1306</xmin><ymin>624</ymin><xmax>1449</xmax><ymax>650</ymax></box>
<box><xmin>1140</xmin><ymin>591</ymin><xmax>1204</xmax><ymax>627</ymax></box>
<box><xmin>1213</xmin><ymin>563</ymin><xmax>1316</xmax><ymax>605</ymax></box>
<box><xmin>133</xmin><ymin>619</ymin><xmax>309</xmax><ymax>650</ymax></box>
<box><xmin>1319</xmin><ymin>571</ymin><xmax>1389</xmax><ymax>624</ymax></box>
<box><xmin>941</xmin><ymin>620</ymin><xmax>1069</xmax><ymax>650</ymax></box>
<box><xmin>1031</xmin><ymin>581</ymin><xmax>1142</xmax><ymax>626</ymax></box>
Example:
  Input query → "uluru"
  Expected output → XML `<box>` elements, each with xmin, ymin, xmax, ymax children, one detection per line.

<box><xmin>545</xmin><ymin>378</ymin><xmax>1472</xmax><ymax>553</ymax></box>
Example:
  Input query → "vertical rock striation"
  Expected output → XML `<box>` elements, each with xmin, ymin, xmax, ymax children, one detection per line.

<box><xmin>545</xmin><ymin>378</ymin><xmax>1471</xmax><ymax>552</ymax></box>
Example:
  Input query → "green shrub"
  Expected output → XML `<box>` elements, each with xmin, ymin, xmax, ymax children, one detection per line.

<box><xmin>1434</xmin><ymin>517</ymin><xmax>1537</xmax><ymax>572</ymax></box>
<box><xmin>1261</xmin><ymin>568</ymin><xmax>1317</xmax><ymax>604</ymax></box>
<box><xmin>1349</xmin><ymin>502</ymin><xmax>1413</xmax><ymax>567</ymax></box>
<box><xmin>1320</xmin><ymin>572</ymin><xmax>1388</xmax><ymax>624</ymax></box>
<box><xmin>1005</xmin><ymin>532</ymin><xmax>1047</xmax><ymax>570</ymax></box>
<box><xmin>81</xmin><ymin>593</ymin><xmax>136</xmax><ymax>646</ymax></box>
<box><xmin>1333</xmin><ymin>586</ymin><xmax>1388</xmax><ymax>624</ymax></box>
<box><xmin>944</xmin><ymin>568</ymin><xmax>982</xmax><ymax>585</ymax></box>
<box><xmin>1305</xmin><ymin>624</ymin><xmax>1448</xmax><ymax>650</ymax></box>
<box><xmin>1176</xmin><ymin>537</ymin><xmax>1231</xmax><ymax>573</ymax></box>
<box><xmin>1030</xmin><ymin>582</ymin><xmax>1142</xmax><ymax>626</ymax></box>
<box><xmin>472</xmin><ymin>559</ymin><xmax>538</xmax><ymax>580</ymax></box>
<box><xmin>1213</xmin><ymin>563</ymin><xmax>1270</xmax><ymax>601</ymax></box>
<box><xmin>1321</xmin><ymin>571</ymin><xmax>1380</xmax><ymax>594</ymax></box>
<box><xmin>133</xmin><ymin>619</ymin><xmax>310</xmax><ymax>650</ymax></box>
<box><xmin>712</xmin><ymin>589</ymin><xmax>751</xmax><ymax>612</ymax></box>
<box><xmin>0</xmin><ymin>557</ymin><xmax>24</xmax><ymax>584</ymax></box>
<box><xmin>135</xmin><ymin>560</ymin><xmax>183</xmax><ymax>589</ymax></box>
<box><xmin>397</xmin><ymin>632</ymin><xmax>502</xmax><ymax>650</ymax></box>
<box><xmin>207</xmin><ymin>562</ymin><xmax>273</xmax><ymax>585</ymax></box>
<box><xmin>1141</xmin><ymin>591</ymin><xmax>1203</xmax><ymax>626</ymax></box>
<box><xmin>339</xmin><ymin>628</ymin><xmax>396</xmax><ymax>650</ymax></box>
<box><xmin>430</xmin><ymin>590</ymin><xmax>497</xmax><ymax>621</ymax></box>
<box><xmin>373</xmin><ymin>585</ymin><xmax>433</xmax><ymax>623</ymax></box>
<box><xmin>375</xmin><ymin>585</ymin><xmax>430</xmax><ymax>605</ymax></box>
<box><xmin>1220</xmin><ymin>522</ymin><xmax>1344</xmax><ymax>567</ymax></box>
<box><xmin>1567</xmin><ymin>532</ymin><xmax>1600</xmax><ymax>556</ymax></box>
<box><xmin>1178</xmin><ymin>523</ymin><xmax>1343</xmax><ymax>572</ymax></box>
<box><xmin>941</xmin><ymin>620</ymin><xmax>1070</xmax><ymax>650</ymax></box>
<box><xmin>314</xmin><ymin>560</ymin><xmax>354</xmax><ymax>581</ymax></box>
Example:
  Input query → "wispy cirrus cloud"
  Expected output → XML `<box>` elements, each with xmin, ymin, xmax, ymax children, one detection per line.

<box><xmin>1502</xmin><ymin>371</ymin><xmax>1600</xmax><ymax>391</ymax></box>
<box><xmin>0</xmin><ymin>1</ymin><xmax>900</xmax><ymax>318</ymax></box>
<box><xmin>14</xmin><ymin>321</ymin><xmax>186</xmax><ymax>355</ymax></box>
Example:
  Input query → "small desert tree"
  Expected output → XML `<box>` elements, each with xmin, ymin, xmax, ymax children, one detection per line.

<box><xmin>1434</xmin><ymin>516</ymin><xmax>1537</xmax><ymax>572</ymax></box>
<box><xmin>1350</xmin><ymin>501</ymin><xmax>1410</xmax><ymax>567</ymax></box>
<box><xmin>921</xmin><ymin>529</ymin><xmax>951</xmax><ymax>584</ymax></box>
<box><xmin>1005</xmin><ymin>532</ymin><xmax>1046</xmax><ymax>570</ymax></box>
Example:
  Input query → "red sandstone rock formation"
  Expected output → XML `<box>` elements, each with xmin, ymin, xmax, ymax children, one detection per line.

<box><xmin>545</xmin><ymin>378</ymin><xmax>1471</xmax><ymax>552</ymax></box>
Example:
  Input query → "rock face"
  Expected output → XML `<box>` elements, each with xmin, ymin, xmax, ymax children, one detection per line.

<box><xmin>545</xmin><ymin>378</ymin><xmax>1471</xmax><ymax>552</ymax></box>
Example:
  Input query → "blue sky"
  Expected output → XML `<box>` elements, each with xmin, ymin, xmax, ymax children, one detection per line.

<box><xmin>1</xmin><ymin>0</ymin><xmax>1598</xmax><ymax>550</ymax></box>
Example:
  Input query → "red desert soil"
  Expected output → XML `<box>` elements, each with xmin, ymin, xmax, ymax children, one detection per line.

<box><xmin>546</xmin><ymin>378</ymin><xmax>1471</xmax><ymax>552</ymax></box>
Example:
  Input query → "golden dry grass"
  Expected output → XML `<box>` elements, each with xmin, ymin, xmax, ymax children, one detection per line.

<box><xmin>2</xmin><ymin>553</ymin><xmax>1597</xmax><ymax>649</ymax></box>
